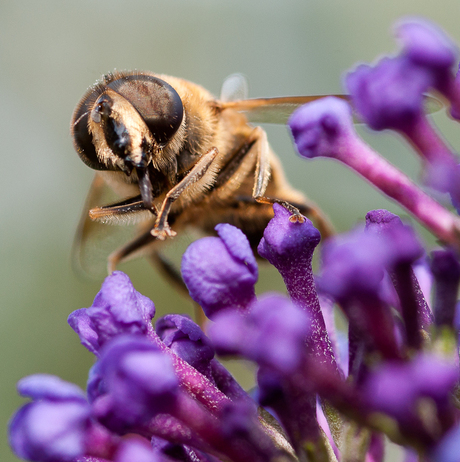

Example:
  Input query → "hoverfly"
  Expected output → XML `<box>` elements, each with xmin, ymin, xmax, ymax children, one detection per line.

<box><xmin>70</xmin><ymin>71</ymin><xmax>348</xmax><ymax>283</ymax></box>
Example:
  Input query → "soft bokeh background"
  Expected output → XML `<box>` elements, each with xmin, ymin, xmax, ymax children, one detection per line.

<box><xmin>2</xmin><ymin>1</ymin><xmax>460</xmax><ymax>460</ymax></box>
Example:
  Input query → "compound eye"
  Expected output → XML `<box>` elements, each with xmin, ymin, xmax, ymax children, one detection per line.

<box><xmin>71</xmin><ymin>88</ymin><xmax>108</xmax><ymax>170</ymax></box>
<box><xmin>108</xmin><ymin>75</ymin><xmax>184</xmax><ymax>146</ymax></box>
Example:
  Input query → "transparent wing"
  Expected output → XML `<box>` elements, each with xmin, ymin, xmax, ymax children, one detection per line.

<box><xmin>72</xmin><ymin>173</ymin><xmax>146</xmax><ymax>279</ymax></box>
<box><xmin>220</xmin><ymin>94</ymin><xmax>444</xmax><ymax>125</ymax></box>
<box><xmin>220</xmin><ymin>73</ymin><xmax>249</xmax><ymax>102</ymax></box>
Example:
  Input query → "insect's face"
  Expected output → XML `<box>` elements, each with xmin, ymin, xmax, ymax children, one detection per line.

<box><xmin>71</xmin><ymin>72</ymin><xmax>184</xmax><ymax>175</ymax></box>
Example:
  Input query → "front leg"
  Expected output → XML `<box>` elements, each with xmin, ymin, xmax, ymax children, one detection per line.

<box><xmin>89</xmin><ymin>195</ymin><xmax>155</xmax><ymax>224</ymax></box>
<box><xmin>250</xmin><ymin>126</ymin><xmax>305</xmax><ymax>223</ymax></box>
<box><xmin>151</xmin><ymin>147</ymin><xmax>219</xmax><ymax>240</ymax></box>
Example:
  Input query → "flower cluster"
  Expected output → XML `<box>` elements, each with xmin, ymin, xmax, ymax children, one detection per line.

<box><xmin>9</xmin><ymin>17</ymin><xmax>460</xmax><ymax>462</ymax></box>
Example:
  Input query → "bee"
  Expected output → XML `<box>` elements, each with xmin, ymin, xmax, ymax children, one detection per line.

<box><xmin>71</xmin><ymin>71</ymin><xmax>335</xmax><ymax>284</ymax></box>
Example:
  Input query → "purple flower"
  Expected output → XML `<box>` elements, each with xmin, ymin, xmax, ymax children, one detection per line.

<box><xmin>396</xmin><ymin>18</ymin><xmax>458</xmax><ymax>95</ymax></box>
<box><xmin>85</xmin><ymin>333</ymin><xmax>273</xmax><ymax>462</ymax></box>
<box><xmin>155</xmin><ymin>314</ymin><xmax>248</xmax><ymax>402</ymax></box>
<box><xmin>258</xmin><ymin>204</ymin><xmax>337</xmax><ymax>369</ymax></box>
<box><xmin>364</xmin><ymin>354</ymin><xmax>457</xmax><ymax>417</ymax></box>
<box><xmin>365</xmin><ymin>210</ymin><xmax>432</xmax><ymax>348</ymax></box>
<box><xmin>70</xmin><ymin>274</ymin><xmax>234</xmax><ymax>417</ymax></box>
<box><xmin>91</xmin><ymin>335</ymin><xmax>179</xmax><ymax>434</ymax></box>
<box><xmin>319</xmin><ymin>226</ymin><xmax>401</xmax><ymax>360</ymax></box>
<box><xmin>256</xmin><ymin>366</ymin><xmax>320</xmax><ymax>452</ymax></box>
<box><xmin>216</xmin><ymin>400</ymin><xmax>279</xmax><ymax>462</ymax></box>
<box><xmin>9</xmin><ymin>375</ymin><xmax>91</xmax><ymax>462</ymax></box>
<box><xmin>364</xmin><ymin>210</ymin><xmax>424</xmax><ymax>265</ymax></box>
<box><xmin>361</xmin><ymin>353</ymin><xmax>458</xmax><ymax>445</ymax></box>
<box><xmin>319</xmin><ymin>228</ymin><xmax>388</xmax><ymax>300</ymax></box>
<box><xmin>289</xmin><ymin>96</ymin><xmax>355</xmax><ymax>160</ymax></box>
<box><xmin>345</xmin><ymin>57</ymin><xmax>430</xmax><ymax>132</ymax></box>
<box><xmin>258</xmin><ymin>203</ymin><xmax>320</xmax><ymax>305</ymax></box>
<box><xmin>156</xmin><ymin>314</ymin><xmax>215</xmax><ymax>378</ymax></box>
<box><xmin>208</xmin><ymin>294</ymin><xmax>310</xmax><ymax>374</ymax></box>
<box><xmin>181</xmin><ymin>223</ymin><xmax>258</xmax><ymax>319</ymax></box>
<box><xmin>68</xmin><ymin>272</ymin><xmax>155</xmax><ymax>356</ymax></box>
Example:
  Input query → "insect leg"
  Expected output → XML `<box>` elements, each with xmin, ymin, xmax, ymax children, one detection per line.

<box><xmin>152</xmin><ymin>147</ymin><xmax>219</xmax><ymax>240</ymax></box>
<box><xmin>107</xmin><ymin>228</ymin><xmax>157</xmax><ymax>273</ymax></box>
<box><xmin>148</xmin><ymin>251</ymin><xmax>188</xmax><ymax>292</ymax></box>
<box><xmin>89</xmin><ymin>195</ymin><xmax>154</xmax><ymax>223</ymax></box>
<box><xmin>250</xmin><ymin>127</ymin><xmax>305</xmax><ymax>222</ymax></box>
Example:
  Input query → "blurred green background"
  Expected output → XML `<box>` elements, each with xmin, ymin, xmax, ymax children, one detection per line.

<box><xmin>2</xmin><ymin>1</ymin><xmax>460</xmax><ymax>460</ymax></box>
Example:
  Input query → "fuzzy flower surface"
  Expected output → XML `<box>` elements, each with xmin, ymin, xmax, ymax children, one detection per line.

<box><xmin>10</xmin><ymin>15</ymin><xmax>460</xmax><ymax>462</ymax></box>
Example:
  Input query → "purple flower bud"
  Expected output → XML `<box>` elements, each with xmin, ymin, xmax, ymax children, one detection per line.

<box><xmin>156</xmin><ymin>314</ymin><xmax>215</xmax><ymax>377</ymax></box>
<box><xmin>258</xmin><ymin>203</ymin><xmax>321</xmax><ymax>262</ymax></box>
<box><xmin>208</xmin><ymin>294</ymin><xmax>310</xmax><ymax>374</ymax></box>
<box><xmin>217</xmin><ymin>400</ymin><xmax>278</xmax><ymax>462</ymax></box>
<box><xmin>181</xmin><ymin>224</ymin><xmax>258</xmax><ymax>319</ymax></box>
<box><xmin>319</xmin><ymin>227</ymin><xmax>400</xmax><ymax>359</ymax></box>
<box><xmin>362</xmin><ymin>354</ymin><xmax>458</xmax><ymax>424</ymax></box>
<box><xmin>17</xmin><ymin>374</ymin><xmax>88</xmax><ymax>402</ymax></box>
<box><xmin>346</xmin><ymin>57</ymin><xmax>429</xmax><ymax>132</ymax></box>
<box><xmin>396</xmin><ymin>18</ymin><xmax>458</xmax><ymax>92</ymax></box>
<box><xmin>258</xmin><ymin>203</ymin><xmax>337</xmax><ymax>368</ymax></box>
<box><xmin>155</xmin><ymin>314</ymin><xmax>248</xmax><ymax>403</ymax></box>
<box><xmin>365</xmin><ymin>210</ymin><xmax>424</xmax><ymax>265</ymax></box>
<box><xmin>68</xmin><ymin>272</ymin><xmax>155</xmax><ymax>356</ymax></box>
<box><xmin>92</xmin><ymin>336</ymin><xmax>179</xmax><ymax>434</ymax></box>
<box><xmin>289</xmin><ymin>96</ymin><xmax>355</xmax><ymax>160</ymax></box>
<box><xmin>319</xmin><ymin>228</ymin><xmax>388</xmax><ymax>300</ymax></box>
<box><xmin>256</xmin><ymin>366</ymin><xmax>319</xmax><ymax>452</ymax></box>
<box><xmin>87</xmin><ymin>362</ymin><xmax>104</xmax><ymax>405</ymax></box>
<box><xmin>366</xmin><ymin>210</ymin><xmax>432</xmax><ymax>348</ymax></box>
<box><xmin>346</xmin><ymin>17</ymin><xmax>458</xmax><ymax>132</ymax></box>
<box><xmin>9</xmin><ymin>375</ymin><xmax>91</xmax><ymax>462</ymax></box>
<box><xmin>257</xmin><ymin>204</ymin><xmax>320</xmax><ymax>298</ymax></box>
